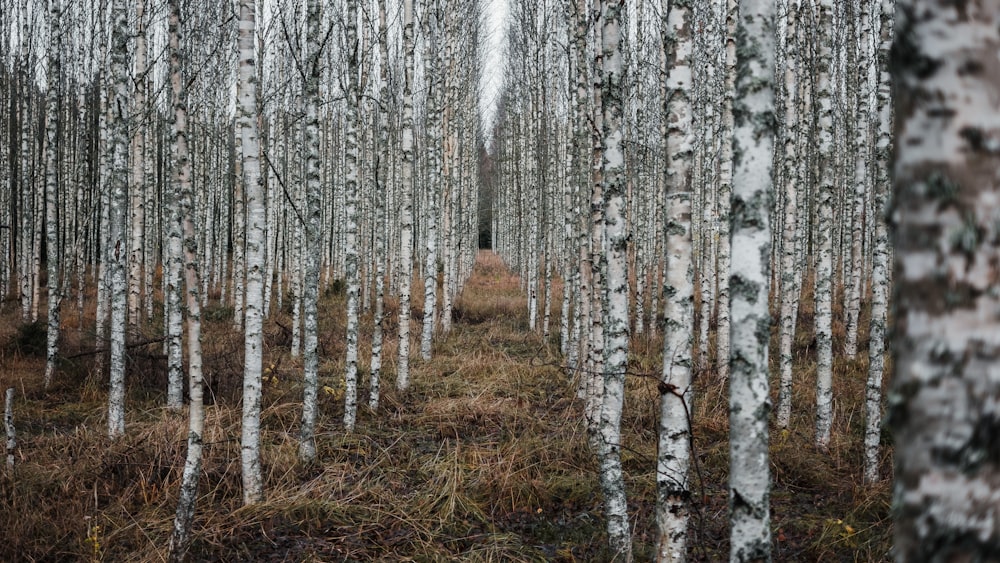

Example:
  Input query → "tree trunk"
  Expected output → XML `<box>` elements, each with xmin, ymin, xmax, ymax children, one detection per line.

<box><xmin>420</xmin><ymin>3</ymin><xmax>441</xmax><ymax>361</ymax></box>
<box><xmin>776</xmin><ymin>0</ymin><xmax>800</xmax><ymax>430</ymax></box>
<box><xmin>655</xmin><ymin>0</ymin><xmax>696</xmax><ymax>559</ymax></box>
<box><xmin>843</xmin><ymin>0</ymin><xmax>872</xmax><ymax>360</ymax></box>
<box><xmin>128</xmin><ymin>0</ymin><xmax>146</xmax><ymax>328</ymax></box>
<box><xmin>596</xmin><ymin>1</ymin><xmax>632</xmax><ymax>559</ymax></box>
<box><xmin>106</xmin><ymin>0</ymin><xmax>130</xmax><ymax>440</ymax></box>
<box><xmin>167</xmin><ymin>2</ymin><xmax>206</xmax><ymax>554</ymax></box>
<box><xmin>889</xmin><ymin>0</ymin><xmax>1000</xmax><ymax>558</ymax></box>
<box><xmin>397</xmin><ymin>0</ymin><xmax>416</xmax><ymax>392</ymax></box>
<box><xmin>863</xmin><ymin>0</ymin><xmax>893</xmax><ymax>486</ymax></box>
<box><xmin>43</xmin><ymin>0</ymin><xmax>62</xmax><ymax>389</ymax></box>
<box><xmin>299</xmin><ymin>0</ymin><xmax>324</xmax><ymax>460</ymax></box>
<box><xmin>814</xmin><ymin>0</ymin><xmax>835</xmax><ymax>451</ymax></box>
<box><xmin>370</xmin><ymin>0</ymin><xmax>391</xmax><ymax>411</ymax></box>
<box><xmin>728</xmin><ymin>0</ymin><xmax>774</xmax><ymax>559</ymax></box>
<box><xmin>238</xmin><ymin>0</ymin><xmax>264</xmax><ymax>505</ymax></box>
<box><xmin>343</xmin><ymin>0</ymin><xmax>362</xmax><ymax>432</ymax></box>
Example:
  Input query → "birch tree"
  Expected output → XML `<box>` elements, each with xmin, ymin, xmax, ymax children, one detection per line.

<box><xmin>596</xmin><ymin>0</ymin><xmax>631</xmax><ymax>558</ymax></box>
<box><xmin>370</xmin><ymin>0</ymin><xmax>392</xmax><ymax>410</ymax></box>
<box><xmin>43</xmin><ymin>0</ymin><xmax>62</xmax><ymax>388</ymax></box>
<box><xmin>342</xmin><ymin>0</ymin><xmax>362</xmax><ymax>431</ymax></box>
<box><xmin>843</xmin><ymin>0</ymin><xmax>873</xmax><ymax>360</ymax></box>
<box><xmin>714</xmin><ymin>0</ymin><xmax>736</xmax><ymax>383</ymax></box>
<box><xmin>728</xmin><ymin>0</ymin><xmax>774</xmax><ymax>559</ymax></box>
<box><xmin>397</xmin><ymin>0</ymin><xmax>416</xmax><ymax>392</ymax></box>
<box><xmin>299</xmin><ymin>0</ymin><xmax>324</xmax><ymax>460</ymax></box>
<box><xmin>239</xmin><ymin>0</ymin><xmax>265</xmax><ymax>505</ymax></box>
<box><xmin>888</xmin><ymin>1</ymin><xmax>1000</xmax><ymax>558</ymax></box>
<box><xmin>420</xmin><ymin>2</ymin><xmax>441</xmax><ymax>361</ymax></box>
<box><xmin>127</xmin><ymin>0</ymin><xmax>147</xmax><ymax>328</ymax></box>
<box><xmin>106</xmin><ymin>0</ymin><xmax>130</xmax><ymax>440</ymax></box>
<box><xmin>775</xmin><ymin>0</ymin><xmax>799</xmax><ymax>429</ymax></box>
<box><xmin>864</xmin><ymin>0</ymin><xmax>892</xmax><ymax>486</ymax></box>
<box><xmin>656</xmin><ymin>0</ymin><xmax>695</xmax><ymax>558</ymax></box>
<box><xmin>813</xmin><ymin>0</ymin><xmax>835</xmax><ymax>451</ymax></box>
<box><xmin>166</xmin><ymin>0</ymin><xmax>207</xmax><ymax>554</ymax></box>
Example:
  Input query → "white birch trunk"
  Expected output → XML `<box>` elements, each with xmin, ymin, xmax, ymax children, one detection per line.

<box><xmin>166</xmin><ymin>3</ymin><xmax>206</xmax><ymax>553</ymax></box>
<box><xmin>585</xmin><ymin>5</ymin><xmax>607</xmax><ymax>429</ymax></box>
<box><xmin>396</xmin><ymin>0</ymin><xmax>416</xmax><ymax>392</ymax></box>
<box><xmin>656</xmin><ymin>1</ymin><xmax>695</xmax><ymax>559</ymax></box>
<box><xmin>239</xmin><ymin>0</ymin><xmax>264</xmax><ymax>505</ymax></box>
<box><xmin>597</xmin><ymin>2</ymin><xmax>632</xmax><ymax>559</ymax></box>
<box><xmin>561</xmin><ymin>124</ymin><xmax>575</xmax><ymax>357</ymax></box>
<box><xmin>165</xmin><ymin>194</ymin><xmax>185</xmax><ymax>409</ymax></box>
<box><xmin>5</xmin><ymin>388</ymin><xmax>14</xmax><ymax>469</ymax></box>
<box><xmin>863</xmin><ymin>0</ymin><xmax>892</xmax><ymax>486</ymax></box>
<box><xmin>233</xmin><ymin>128</ymin><xmax>246</xmax><ymax>328</ymax></box>
<box><xmin>843</xmin><ymin>0</ymin><xmax>872</xmax><ymax>360</ymax></box>
<box><xmin>420</xmin><ymin>5</ymin><xmax>440</xmax><ymax>361</ymax></box>
<box><xmin>128</xmin><ymin>1</ymin><xmax>146</xmax><ymax>328</ymax></box>
<box><xmin>43</xmin><ymin>0</ymin><xmax>62</xmax><ymax>389</ymax></box>
<box><xmin>776</xmin><ymin>0</ymin><xmax>800</xmax><ymax>430</ymax></box>
<box><xmin>107</xmin><ymin>0</ymin><xmax>130</xmax><ymax>440</ymax></box>
<box><xmin>728</xmin><ymin>0</ymin><xmax>774</xmax><ymax>559</ymax></box>
<box><xmin>343</xmin><ymin>0</ymin><xmax>362</xmax><ymax>432</ymax></box>
<box><xmin>299</xmin><ymin>0</ymin><xmax>324</xmax><ymax>459</ymax></box>
<box><xmin>95</xmin><ymin>70</ymin><xmax>110</xmax><ymax>380</ymax></box>
<box><xmin>715</xmin><ymin>0</ymin><xmax>736</xmax><ymax>383</ymax></box>
<box><xmin>370</xmin><ymin>0</ymin><xmax>391</xmax><ymax>411</ymax></box>
<box><xmin>814</xmin><ymin>0</ymin><xmax>836</xmax><ymax>451</ymax></box>
<box><xmin>889</xmin><ymin>1</ymin><xmax>1000</xmax><ymax>557</ymax></box>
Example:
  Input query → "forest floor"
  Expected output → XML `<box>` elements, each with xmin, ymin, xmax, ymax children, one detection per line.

<box><xmin>0</xmin><ymin>251</ymin><xmax>891</xmax><ymax>561</ymax></box>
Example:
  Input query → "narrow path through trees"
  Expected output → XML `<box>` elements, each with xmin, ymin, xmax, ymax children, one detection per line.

<box><xmin>0</xmin><ymin>250</ymin><xmax>893</xmax><ymax>560</ymax></box>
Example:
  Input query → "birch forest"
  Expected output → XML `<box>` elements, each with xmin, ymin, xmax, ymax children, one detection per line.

<box><xmin>0</xmin><ymin>0</ymin><xmax>996</xmax><ymax>560</ymax></box>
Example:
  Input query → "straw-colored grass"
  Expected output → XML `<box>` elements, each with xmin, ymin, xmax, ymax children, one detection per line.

<box><xmin>0</xmin><ymin>252</ymin><xmax>890</xmax><ymax>561</ymax></box>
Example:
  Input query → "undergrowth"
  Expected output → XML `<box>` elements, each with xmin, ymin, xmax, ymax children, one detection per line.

<box><xmin>0</xmin><ymin>253</ymin><xmax>891</xmax><ymax>561</ymax></box>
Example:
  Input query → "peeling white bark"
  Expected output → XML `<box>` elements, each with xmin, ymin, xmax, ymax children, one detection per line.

<box><xmin>166</xmin><ymin>4</ymin><xmax>206</xmax><ymax>554</ymax></box>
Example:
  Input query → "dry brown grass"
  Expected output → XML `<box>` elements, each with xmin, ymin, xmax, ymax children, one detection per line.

<box><xmin>0</xmin><ymin>252</ymin><xmax>890</xmax><ymax>561</ymax></box>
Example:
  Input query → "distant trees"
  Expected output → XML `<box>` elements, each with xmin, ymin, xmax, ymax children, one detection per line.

<box><xmin>0</xmin><ymin>0</ymin><xmax>489</xmax><ymax>514</ymax></box>
<box><xmin>490</xmin><ymin>0</ymin><xmax>897</xmax><ymax>559</ymax></box>
<box><xmin>0</xmin><ymin>0</ymin><xmax>932</xmax><ymax>558</ymax></box>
